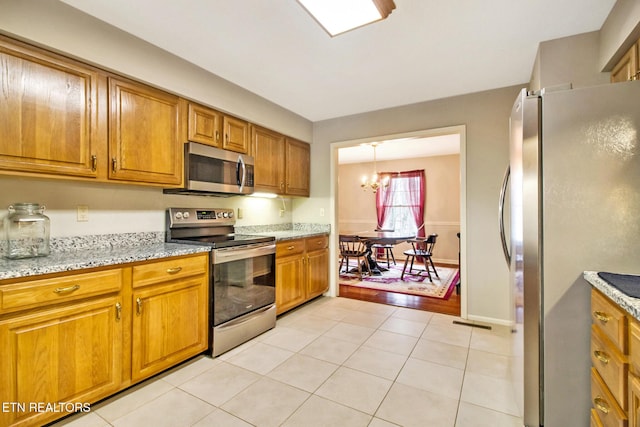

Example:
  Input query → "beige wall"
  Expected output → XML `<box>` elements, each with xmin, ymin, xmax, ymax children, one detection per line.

<box><xmin>530</xmin><ymin>31</ymin><xmax>610</xmax><ymax>92</ymax></box>
<box><xmin>600</xmin><ymin>0</ymin><xmax>640</xmax><ymax>70</ymax></box>
<box><xmin>338</xmin><ymin>155</ymin><xmax>460</xmax><ymax>264</ymax></box>
<box><xmin>313</xmin><ymin>85</ymin><xmax>523</xmax><ymax>325</ymax></box>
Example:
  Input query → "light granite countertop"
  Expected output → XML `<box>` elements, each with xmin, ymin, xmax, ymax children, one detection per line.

<box><xmin>0</xmin><ymin>232</ymin><xmax>210</xmax><ymax>281</ymax></box>
<box><xmin>584</xmin><ymin>271</ymin><xmax>640</xmax><ymax>321</ymax></box>
<box><xmin>251</xmin><ymin>230</ymin><xmax>329</xmax><ymax>241</ymax></box>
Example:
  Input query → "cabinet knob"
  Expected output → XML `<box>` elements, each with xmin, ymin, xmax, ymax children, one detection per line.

<box><xmin>593</xmin><ymin>350</ymin><xmax>609</xmax><ymax>364</ymax></box>
<box><xmin>594</xmin><ymin>397</ymin><xmax>610</xmax><ymax>414</ymax></box>
<box><xmin>593</xmin><ymin>311</ymin><xmax>610</xmax><ymax>323</ymax></box>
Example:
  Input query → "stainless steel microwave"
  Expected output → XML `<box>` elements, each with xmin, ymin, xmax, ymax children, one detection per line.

<box><xmin>164</xmin><ymin>142</ymin><xmax>254</xmax><ymax>197</ymax></box>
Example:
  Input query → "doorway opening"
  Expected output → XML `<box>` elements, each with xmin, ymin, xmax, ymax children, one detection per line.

<box><xmin>331</xmin><ymin>125</ymin><xmax>467</xmax><ymax>317</ymax></box>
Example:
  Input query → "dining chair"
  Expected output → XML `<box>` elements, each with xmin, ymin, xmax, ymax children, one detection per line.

<box><xmin>339</xmin><ymin>235</ymin><xmax>372</xmax><ymax>279</ymax></box>
<box><xmin>400</xmin><ymin>234</ymin><xmax>439</xmax><ymax>282</ymax></box>
<box><xmin>371</xmin><ymin>227</ymin><xmax>396</xmax><ymax>268</ymax></box>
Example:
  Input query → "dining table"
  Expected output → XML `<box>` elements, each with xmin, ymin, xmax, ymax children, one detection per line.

<box><xmin>339</xmin><ymin>230</ymin><xmax>415</xmax><ymax>275</ymax></box>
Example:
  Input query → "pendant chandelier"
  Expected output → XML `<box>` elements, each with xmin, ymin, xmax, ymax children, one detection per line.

<box><xmin>361</xmin><ymin>142</ymin><xmax>389</xmax><ymax>193</ymax></box>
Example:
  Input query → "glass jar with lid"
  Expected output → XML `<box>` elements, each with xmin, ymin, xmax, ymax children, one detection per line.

<box><xmin>4</xmin><ymin>203</ymin><xmax>50</xmax><ymax>259</ymax></box>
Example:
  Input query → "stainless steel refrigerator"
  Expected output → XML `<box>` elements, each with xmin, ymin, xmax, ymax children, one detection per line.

<box><xmin>499</xmin><ymin>82</ymin><xmax>640</xmax><ymax>426</ymax></box>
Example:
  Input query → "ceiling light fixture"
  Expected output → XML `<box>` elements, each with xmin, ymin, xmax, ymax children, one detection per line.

<box><xmin>297</xmin><ymin>0</ymin><xmax>396</xmax><ymax>37</ymax></box>
<box><xmin>361</xmin><ymin>142</ymin><xmax>389</xmax><ymax>193</ymax></box>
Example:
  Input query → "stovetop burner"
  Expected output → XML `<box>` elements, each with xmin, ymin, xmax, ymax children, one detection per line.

<box><xmin>166</xmin><ymin>207</ymin><xmax>275</xmax><ymax>249</ymax></box>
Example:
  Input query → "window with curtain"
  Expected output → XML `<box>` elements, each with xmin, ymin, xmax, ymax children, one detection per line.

<box><xmin>376</xmin><ymin>169</ymin><xmax>426</xmax><ymax>238</ymax></box>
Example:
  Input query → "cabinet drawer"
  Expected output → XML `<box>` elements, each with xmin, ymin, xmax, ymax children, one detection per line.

<box><xmin>276</xmin><ymin>239</ymin><xmax>305</xmax><ymax>257</ymax></box>
<box><xmin>306</xmin><ymin>235</ymin><xmax>328</xmax><ymax>251</ymax></box>
<box><xmin>592</xmin><ymin>289</ymin><xmax>627</xmax><ymax>354</ymax></box>
<box><xmin>591</xmin><ymin>324</ymin><xmax>628</xmax><ymax>410</ymax></box>
<box><xmin>0</xmin><ymin>269</ymin><xmax>123</xmax><ymax>313</ymax></box>
<box><xmin>591</xmin><ymin>367</ymin><xmax>627</xmax><ymax>427</ymax></box>
<box><xmin>132</xmin><ymin>254</ymin><xmax>208</xmax><ymax>288</ymax></box>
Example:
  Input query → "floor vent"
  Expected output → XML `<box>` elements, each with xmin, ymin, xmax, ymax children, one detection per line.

<box><xmin>452</xmin><ymin>320</ymin><xmax>492</xmax><ymax>330</ymax></box>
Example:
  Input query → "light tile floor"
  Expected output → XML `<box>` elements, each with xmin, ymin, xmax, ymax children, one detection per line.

<box><xmin>54</xmin><ymin>296</ymin><xmax>523</xmax><ymax>427</ymax></box>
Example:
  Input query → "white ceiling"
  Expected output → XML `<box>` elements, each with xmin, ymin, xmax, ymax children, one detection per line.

<box><xmin>59</xmin><ymin>0</ymin><xmax>616</xmax><ymax>122</ymax></box>
<box><xmin>338</xmin><ymin>134</ymin><xmax>460</xmax><ymax>164</ymax></box>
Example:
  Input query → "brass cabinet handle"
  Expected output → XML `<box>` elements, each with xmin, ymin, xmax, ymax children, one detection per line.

<box><xmin>136</xmin><ymin>297</ymin><xmax>142</xmax><ymax>316</ymax></box>
<box><xmin>593</xmin><ymin>311</ymin><xmax>611</xmax><ymax>323</ymax></box>
<box><xmin>215</xmin><ymin>130</ymin><xmax>220</xmax><ymax>142</ymax></box>
<box><xmin>593</xmin><ymin>350</ymin><xmax>610</xmax><ymax>364</ymax></box>
<box><xmin>225</xmin><ymin>133</ymin><xmax>229</xmax><ymax>142</ymax></box>
<box><xmin>166</xmin><ymin>267</ymin><xmax>182</xmax><ymax>274</ymax></box>
<box><xmin>91</xmin><ymin>155</ymin><xmax>97</xmax><ymax>171</ymax></box>
<box><xmin>287</xmin><ymin>245</ymin><xmax>295</xmax><ymax>251</ymax></box>
<box><xmin>280</xmin><ymin>182</ymin><xmax>285</xmax><ymax>190</ymax></box>
<box><xmin>112</xmin><ymin>157</ymin><xmax>117</xmax><ymax>173</ymax></box>
<box><xmin>115</xmin><ymin>302</ymin><xmax>122</xmax><ymax>321</ymax></box>
<box><xmin>54</xmin><ymin>284</ymin><xmax>80</xmax><ymax>294</ymax></box>
<box><xmin>594</xmin><ymin>396</ymin><xmax>610</xmax><ymax>414</ymax></box>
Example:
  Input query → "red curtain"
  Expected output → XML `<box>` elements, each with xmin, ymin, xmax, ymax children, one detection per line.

<box><xmin>375</xmin><ymin>170</ymin><xmax>426</xmax><ymax>260</ymax></box>
<box><xmin>375</xmin><ymin>172</ymin><xmax>393</xmax><ymax>230</ymax></box>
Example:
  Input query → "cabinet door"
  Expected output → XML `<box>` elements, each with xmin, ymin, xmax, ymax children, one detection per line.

<box><xmin>306</xmin><ymin>247</ymin><xmax>329</xmax><ymax>300</ymax></box>
<box><xmin>0</xmin><ymin>297</ymin><xmax>122</xmax><ymax>427</ymax></box>
<box><xmin>109</xmin><ymin>77</ymin><xmax>183</xmax><ymax>185</ymax></box>
<box><xmin>251</xmin><ymin>125</ymin><xmax>285</xmax><ymax>193</ymax></box>
<box><xmin>188</xmin><ymin>103</ymin><xmax>221</xmax><ymax>147</ymax></box>
<box><xmin>630</xmin><ymin>373</ymin><xmax>640</xmax><ymax>427</ymax></box>
<box><xmin>275</xmin><ymin>255</ymin><xmax>306</xmax><ymax>315</ymax></box>
<box><xmin>0</xmin><ymin>36</ymin><xmax>101</xmax><ymax>178</ymax></box>
<box><xmin>611</xmin><ymin>42</ymin><xmax>638</xmax><ymax>83</ymax></box>
<box><xmin>131</xmin><ymin>277</ymin><xmax>208</xmax><ymax>381</ymax></box>
<box><xmin>285</xmin><ymin>138</ymin><xmax>310</xmax><ymax>196</ymax></box>
<box><xmin>222</xmin><ymin>115</ymin><xmax>249</xmax><ymax>154</ymax></box>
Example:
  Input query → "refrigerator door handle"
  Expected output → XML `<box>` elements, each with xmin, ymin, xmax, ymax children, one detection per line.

<box><xmin>499</xmin><ymin>165</ymin><xmax>511</xmax><ymax>265</ymax></box>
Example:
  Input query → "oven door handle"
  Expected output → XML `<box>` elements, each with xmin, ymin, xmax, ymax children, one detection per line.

<box><xmin>214</xmin><ymin>243</ymin><xmax>276</xmax><ymax>264</ymax></box>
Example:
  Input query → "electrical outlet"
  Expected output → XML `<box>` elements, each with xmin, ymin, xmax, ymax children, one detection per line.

<box><xmin>279</xmin><ymin>209</ymin><xmax>285</xmax><ymax>217</ymax></box>
<box><xmin>237</xmin><ymin>208</ymin><xmax>243</xmax><ymax>219</ymax></box>
<box><xmin>77</xmin><ymin>205</ymin><xmax>89</xmax><ymax>222</ymax></box>
<box><xmin>319</xmin><ymin>208</ymin><xmax>325</xmax><ymax>217</ymax></box>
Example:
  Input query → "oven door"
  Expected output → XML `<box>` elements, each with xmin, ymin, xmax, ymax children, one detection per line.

<box><xmin>212</xmin><ymin>242</ymin><xmax>276</xmax><ymax>326</ymax></box>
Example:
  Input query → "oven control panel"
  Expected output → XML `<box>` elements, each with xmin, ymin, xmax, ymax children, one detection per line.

<box><xmin>167</xmin><ymin>207</ymin><xmax>235</xmax><ymax>227</ymax></box>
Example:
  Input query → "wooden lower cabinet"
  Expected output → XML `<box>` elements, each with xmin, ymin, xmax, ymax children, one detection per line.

<box><xmin>131</xmin><ymin>278</ymin><xmax>208</xmax><ymax>381</ymax></box>
<box><xmin>276</xmin><ymin>235</ymin><xmax>329</xmax><ymax>315</ymax></box>
<box><xmin>0</xmin><ymin>252</ymin><xmax>209</xmax><ymax>427</ymax></box>
<box><xmin>591</xmin><ymin>288</ymin><xmax>633</xmax><ymax>427</ymax></box>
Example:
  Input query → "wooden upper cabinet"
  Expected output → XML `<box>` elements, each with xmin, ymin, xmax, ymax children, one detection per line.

<box><xmin>188</xmin><ymin>103</ymin><xmax>222</xmax><ymax>147</ymax></box>
<box><xmin>0</xmin><ymin>36</ymin><xmax>102</xmax><ymax>178</ymax></box>
<box><xmin>611</xmin><ymin>42</ymin><xmax>639</xmax><ymax>83</ymax></box>
<box><xmin>222</xmin><ymin>115</ymin><xmax>249</xmax><ymax>153</ymax></box>
<box><xmin>285</xmin><ymin>138</ymin><xmax>310</xmax><ymax>197</ymax></box>
<box><xmin>251</xmin><ymin>125</ymin><xmax>285</xmax><ymax>193</ymax></box>
<box><xmin>187</xmin><ymin>102</ymin><xmax>248</xmax><ymax>153</ymax></box>
<box><xmin>109</xmin><ymin>77</ymin><xmax>183</xmax><ymax>186</ymax></box>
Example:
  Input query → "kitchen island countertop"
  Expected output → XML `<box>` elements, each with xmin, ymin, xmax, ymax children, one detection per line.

<box><xmin>584</xmin><ymin>270</ymin><xmax>640</xmax><ymax>321</ymax></box>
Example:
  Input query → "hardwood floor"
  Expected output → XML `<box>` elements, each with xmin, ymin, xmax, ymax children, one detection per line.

<box><xmin>338</xmin><ymin>262</ymin><xmax>461</xmax><ymax>316</ymax></box>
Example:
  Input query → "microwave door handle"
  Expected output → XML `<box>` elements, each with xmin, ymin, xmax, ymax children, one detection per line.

<box><xmin>237</xmin><ymin>155</ymin><xmax>246</xmax><ymax>192</ymax></box>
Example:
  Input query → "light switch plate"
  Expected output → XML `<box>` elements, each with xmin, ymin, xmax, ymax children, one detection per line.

<box><xmin>77</xmin><ymin>205</ymin><xmax>89</xmax><ymax>222</ymax></box>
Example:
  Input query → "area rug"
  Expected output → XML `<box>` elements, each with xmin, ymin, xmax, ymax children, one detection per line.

<box><xmin>339</xmin><ymin>262</ymin><xmax>459</xmax><ymax>299</ymax></box>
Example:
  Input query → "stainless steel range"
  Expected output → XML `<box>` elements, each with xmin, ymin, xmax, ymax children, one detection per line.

<box><xmin>166</xmin><ymin>207</ymin><xmax>276</xmax><ymax>357</ymax></box>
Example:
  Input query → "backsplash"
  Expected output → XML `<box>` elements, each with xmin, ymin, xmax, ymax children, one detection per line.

<box><xmin>0</xmin><ymin>231</ymin><xmax>165</xmax><ymax>256</ymax></box>
<box><xmin>235</xmin><ymin>223</ymin><xmax>331</xmax><ymax>234</ymax></box>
